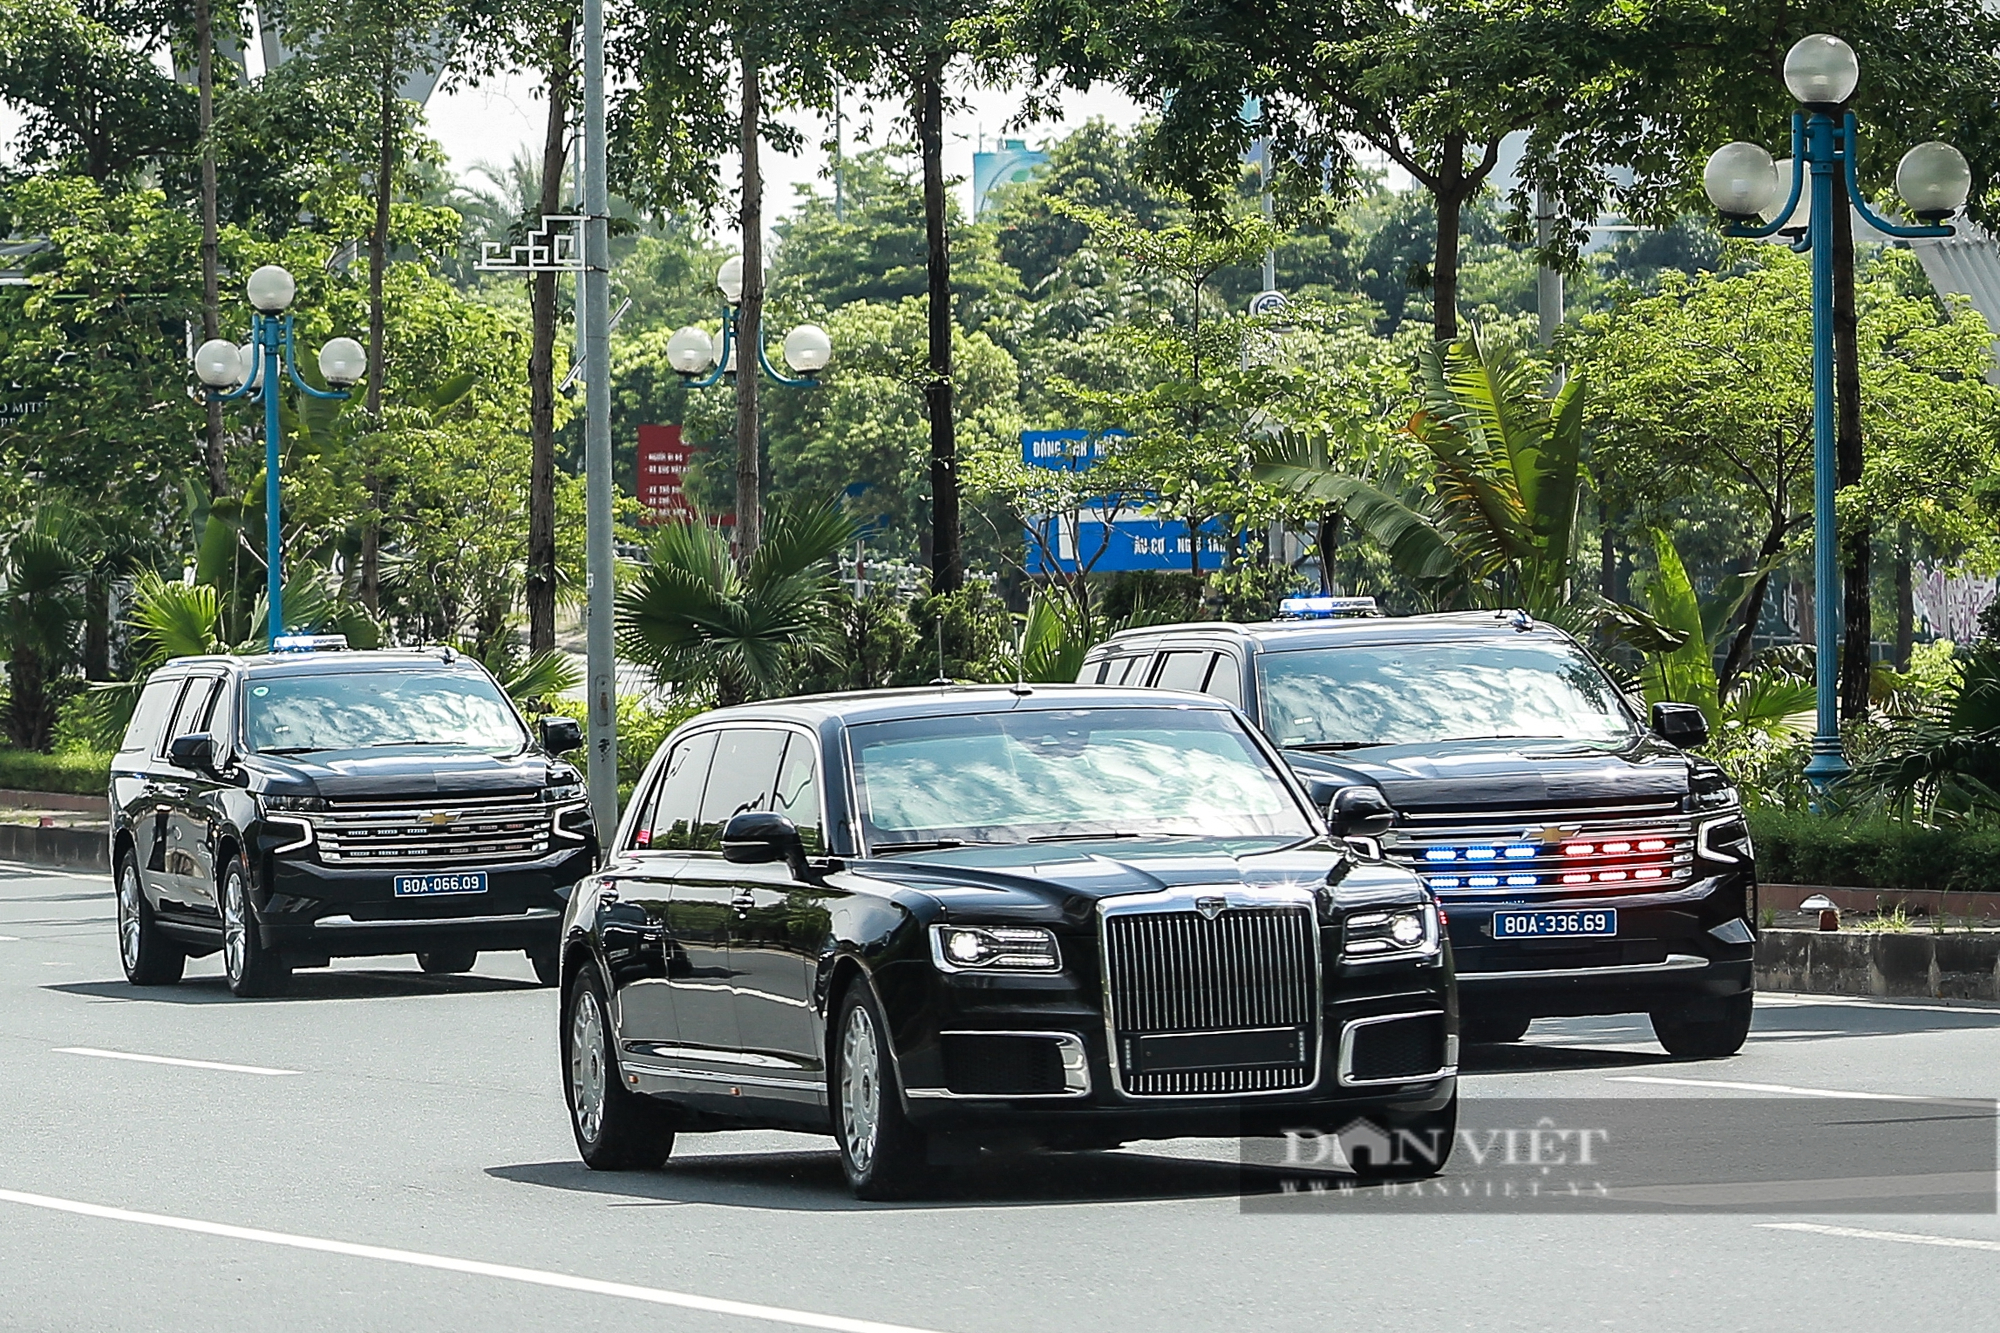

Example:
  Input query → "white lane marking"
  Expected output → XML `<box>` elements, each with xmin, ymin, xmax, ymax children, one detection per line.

<box><xmin>0</xmin><ymin>1188</ymin><xmax>951</xmax><ymax>1333</ymax></box>
<box><xmin>55</xmin><ymin>1048</ymin><xmax>299</xmax><ymax>1077</ymax></box>
<box><xmin>0</xmin><ymin>935</ymin><xmax>19</xmax><ymax>941</ymax></box>
<box><xmin>1759</xmin><ymin>1222</ymin><xmax>2000</xmax><ymax>1254</ymax></box>
<box><xmin>1756</xmin><ymin>993</ymin><xmax>2000</xmax><ymax>1016</ymax></box>
<box><xmin>1609</xmin><ymin>1075</ymin><xmax>1988</xmax><ymax>1107</ymax></box>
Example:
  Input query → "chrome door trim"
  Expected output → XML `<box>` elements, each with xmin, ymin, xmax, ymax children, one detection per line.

<box><xmin>621</xmin><ymin>1060</ymin><xmax>827</xmax><ymax>1094</ymax></box>
<box><xmin>1335</xmin><ymin>1009</ymin><xmax>1458</xmax><ymax>1088</ymax></box>
<box><xmin>1458</xmin><ymin>952</ymin><xmax>1711</xmax><ymax>982</ymax></box>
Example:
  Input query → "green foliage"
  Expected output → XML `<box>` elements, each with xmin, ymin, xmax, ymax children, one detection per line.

<box><xmin>0</xmin><ymin>505</ymin><xmax>88</xmax><ymax>749</ymax></box>
<box><xmin>0</xmin><ymin>745</ymin><xmax>111</xmax><ymax>796</ymax></box>
<box><xmin>1846</xmin><ymin>645</ymin><xmax>2000</xmax><ymax>820</ymax></box>
<box><xmin>1749</xmin><ymin>807</ymin><xmax>2000</xmax><ymax>896</ymax></box>
<box><xmin>0</xmin><ymin>0</ymin><xmax>194</xmax><ymax>183</ymax></box>
<box><xmin>545</xmin><ymin>692</ymin><xmax>707</xmax><ymax>801</ymax></box>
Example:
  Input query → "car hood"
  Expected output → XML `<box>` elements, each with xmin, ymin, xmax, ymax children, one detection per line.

<box><xmin>850</xmin><ymin>838</ymin><xmax>1426</xmax><ymax>922</ymax></box>
<box><xmin>1282</xmin><ymin>736</ymin><xmax>1692</xmax><ymax>814</ymax></box>
<box><xmin>242</xmin><ymin>747</ymin><xmax>555</xmax><ymax>799</ymax></box>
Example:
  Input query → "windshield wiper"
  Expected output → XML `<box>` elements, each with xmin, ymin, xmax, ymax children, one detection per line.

<box><xmin>256</xmin><ymin>746</ymin><xmax>326</xmax><ymax>756</ymax></box>
<box><xmin>1027</xmin><ymin>831</ymin><xmax>1141</xmax><ymax>843</ymax></box>
<box><xmin>1288</xmin><ymin>741</ymin><xmax>1383</xmax><ymax>752</ymax></box>
<box><xmin>868</xmin><ymin>838</ymin><xmax>968</xmax><ymax>853</ymax></box>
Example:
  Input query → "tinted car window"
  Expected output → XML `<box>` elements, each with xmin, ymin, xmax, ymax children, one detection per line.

<box><xmin>1153</xmin><ymin>650</ymin><xmax>1211</xmax><ymax>691</ymax></box>
<box><xmin>243</xmin><ymin>668</ymin><xmax>525</xmax><ymax>754</ymax></box>
<box><xmin>1258</xmin><ymin>640</ymin><xmax>1635</xmax><ymax>747</ymax></box>
<box><xmin>1205</xmin><ymin>654</ymin><xmax>1243</xmax><ymax>707</ymax></box>
<box><xmin>773</xmin><ymin>733</ymin><xmax>822</xmax><ymax>854</ymax></box>
<box><xmin>850</xmin><ymin>707</ymin><xmax>1313</xmax><ymax>847</ymax></box>
<box><xmin>121</xmin><ymin>678</ymin><xmax>184</xmax><ymax>756</ymax></box>
<box><xmin>695</xmin><ymin>728</ymin><xmax>789</xmax><ymax>849</ymax></box>
<box><xmin>165</xmin><ymin>677</ymin><xmax>221</xmax><ymax>751</ymax></box>
<box><xmin>644</xmin><ymin>731</ymin><xmax>718</xmax><ymax>850</ymax></box>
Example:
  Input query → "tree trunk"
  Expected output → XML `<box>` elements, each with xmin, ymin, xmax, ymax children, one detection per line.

<box><xmin>82</xmin><ymin>581</ymin><xmax>109</xmax><ymax>681</ymax></box>
<box><xmin>1718</xmin><ymin>512</ymin><xmax>1792</xmax><ymax>697</ymax></box>
<box><xmin>1833</xmin><ymin>172</ymin><xmax>1870</xmax><ymax>719</ymax></box>
<box><xmin>195</xmin><ymin>0</ymin><xmax>228</xmax><ymax>497</ymax></box>
<box><xmin>1317</xmin><ymin>509</ymin><xmax>1343</xmax><ymax>595</ymax></box>
<box><xmin>918</xmin><ymin>50</ymin><xmax>961</xmax><ymax>595</ymax></box>
<box><xmin>525</xmin><ymin>21</ymin><xmax>573</xmax><ymax>657</ymax></box>
<box><xmin>1894</xmin><ymin>524</ymin><xmax>1913</xmax><ymax>670</ymax></box>
<box><xmin>360</xmin><ymin>35</ymin><xmax>397</xmax><ymax>614</ymax></box>
<box><xmin>1431</xmin><ymin>133</ymin><xmax>1464</xmax><ymax>344</ymax></box>
<box><xmin>733</xmin><ymin>39</ymin><xmax>764</xmax><ymax>561</ymax></box>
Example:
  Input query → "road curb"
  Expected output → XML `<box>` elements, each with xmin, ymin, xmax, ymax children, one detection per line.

<box><xmin>0</xmin><ymin>823</ymin><xmax>108</xmax><ymax>872</ymax></box>
<box><xmin>1756</xmin><ymin>927</ymin><xmax>2000</xmax><ymax>1002</ymax></box>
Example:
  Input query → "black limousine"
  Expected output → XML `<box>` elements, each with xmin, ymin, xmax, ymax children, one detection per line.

<box><xmin>557</xmin><ymin>685</ymin><xmax>1457</xmax><ymax>1198</ymax></box>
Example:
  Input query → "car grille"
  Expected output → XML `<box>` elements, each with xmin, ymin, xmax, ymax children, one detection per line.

<box><xmin>1380</xmin><ymin>801</ymin><xmax>1696</xmax><ymax>900</ymax></box>
<box><xmin>1102</xmin><ymin>904</ymin><xmax>1319</xmax><ymax>1097</ymax></box>
<box><xmin>313</xmin><ymin>794</ymin><xmax>551</xmax><ymax>866</ymax></box>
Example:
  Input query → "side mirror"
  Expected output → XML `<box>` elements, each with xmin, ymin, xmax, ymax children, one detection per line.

<box><xmin>167</xmin><ymin>733</ymin><xmax>215</xmax><ymax>772</ymax></box>
<box><xmin>539</xmin><ymin>715</ymin><xmax>583</xmax><ymax>754</ymax></box>
<box><xmin>1651</xmin><ymin>702</ymin><xmax>1710</xmax><ymax>750</ymax></box>
<box><xmin>721</xmin><ymin>810</ymin><xmax>804</xmax><ymax>869</ymax></box>
<box><xmin>1330</xmin><ymin>786</ymin><xmax>1396</xmax><ymax>839</ymax></box>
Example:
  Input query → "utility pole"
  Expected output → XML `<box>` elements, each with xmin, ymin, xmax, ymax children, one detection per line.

<box><xmin>581</xmin><ymin>0</ymin><xmax>618</xmax><ymax>834</ymax></box>
<box><xmin>1535</xmin><ymin>185</ymin><xmax>1563</xmax><ymax>350</ymax></box>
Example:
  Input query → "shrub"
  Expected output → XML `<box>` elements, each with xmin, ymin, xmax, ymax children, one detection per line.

<box><xmin>1748</xmin><ymin>807</ymin><xmax>2000</xmax><ymax>894</ymax></box>
<box><xmin>545</xmin><ymin>693</ymin><xmax>707</xmax><ymax>806</ymax></box>
<box><xmin>0</xmin><ymin>747</ymin><xmax>113</xmax><ymax>796</ymax></box>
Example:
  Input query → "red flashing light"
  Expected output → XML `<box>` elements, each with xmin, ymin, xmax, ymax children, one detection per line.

<box><xmin>1561</xmin><ymin>842</ymin><xmax>1594</xmax><ymax>856</ymax></box>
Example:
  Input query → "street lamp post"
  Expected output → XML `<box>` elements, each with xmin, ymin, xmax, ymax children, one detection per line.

<box><xmin>1702</xmin><ymin>33</ymin><xmax>1970</xmax><ymax>788</ymax></box>
<box><xmin>665</xmin><ymin>256</ymin><xmax>832</xmax><ymax>391</ymax></box>
<box><xmin>193</xmin><ymin>263</ymin><xmax>366</xmax><ymax>648</ymax></box>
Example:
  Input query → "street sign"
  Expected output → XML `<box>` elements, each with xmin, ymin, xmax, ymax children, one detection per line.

<box><xmin>635</xmin><ymin>423</ymin><xmax>692</xmax><ymax>525</ymax></box>
<box><xmin>1025</xmin><ymin>508</ymin><xmax>1229</xmax><ymax>575</ymax></box>
<box><xmin>1022</xmin><ymin>428</ymin><xmax>1124</xmax><ymax>471</ymax></box>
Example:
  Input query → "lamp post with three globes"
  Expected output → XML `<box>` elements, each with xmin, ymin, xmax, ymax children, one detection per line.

<box><xmin>192</xmin><ymin>263</ymin><xmax>367</xmax><ymax>649</ymax></box>
<box><xmin>1701</xmin><ymin>33</ymin><xmax>1971</xmax><ymax>787</ymax></box>
<box><xmin>663</xmin><ymin>256</ymin><xmax>833</xmax><ymax>390</ymax></box>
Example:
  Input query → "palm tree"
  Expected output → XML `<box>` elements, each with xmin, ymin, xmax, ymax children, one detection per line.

<box><xmin>616</xmin><ymin>499</ymin><xmax>857</xmax><ymax>706</ymax></box>
<box><xmin>1847</xmin><ymin>647</ymin><xmax>2000</xmax><ymax>820</ymax></box>
<box><xmin>0</xmin><ymin>510</ymin><xmax>88</xmax><ymax>750</ymax></box>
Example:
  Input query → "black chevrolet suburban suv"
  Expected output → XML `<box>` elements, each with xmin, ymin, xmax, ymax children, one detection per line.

<box><xmin>110</xmin><ymin>639</ymin><xmax>596</xmax><ymax>996</ymax></box>
<box><xmin>1081</xmin><ymin>601</ymin><xmax>1757</xmax><ymax>1056</ymax></box>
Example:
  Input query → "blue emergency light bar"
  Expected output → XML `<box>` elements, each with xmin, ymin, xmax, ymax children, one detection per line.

<box><xmin>1276</xmin><ymin>596</ymin><xmax>1380</xmax><ymax>620</ymax></box>
<box><xmin>271</xmin><ymin>634</ymin><xmax>349</xmax><ymax>653</ymax></box>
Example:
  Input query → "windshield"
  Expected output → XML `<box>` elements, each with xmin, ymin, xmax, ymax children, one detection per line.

<box><xmin>242</xmin><ymin>668</ymin><xmax>527</xmax><ymax>754</ymax></box>
<box><xmin>1258</xmin><ymin>640</ymin><xmax>1635</xmax><ymax>749</ymax></box>
<box><xmin>848</xmin><ymin>706</ymin><xmax>1315</xmax><ymax>850</ymax></box>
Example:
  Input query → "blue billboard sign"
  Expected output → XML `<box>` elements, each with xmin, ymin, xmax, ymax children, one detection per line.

<box><xmin>1024</xmin><ymin>510</ymin><xmax>1229</xmax><ymax>575</ymax></box>
<box><xmin>1021</xmin><ymin>428</ymin><xmax>1124</xmax><ymax>471</ymax></box>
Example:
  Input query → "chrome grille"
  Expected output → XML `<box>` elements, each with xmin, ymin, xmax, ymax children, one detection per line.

<box><xmin>313</xmin><ymin>794</ymin><xmax>551</xmax><ymax>866</ymax></box>
<box><xmin>1381</xmin><ymin>802</ymin><xmax>1696</xmax><ymax>900</ymax></box>
<box><xmin>1102</xmin><ymin>904</ymin><xmax>1319</xmax><ymax>1097</ymax></box>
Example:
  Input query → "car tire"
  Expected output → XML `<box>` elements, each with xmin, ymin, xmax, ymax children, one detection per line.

<box><xmin>416</xmin><ymin>948</ymin><xmax>478</xmax><ymax>975</ymax></box>
<box><xmin>221</xmin><ymin>854</ymin><xmax>289</xmax><ymax>998</ymax></box>
<box><xmin>527</xmin><ymin>944</ymin><xmax>561</xmax><ymax>988</ymax></box>
<box><xmin>1348</xmin><ymin>1090</ymin><xmax>1458</xmax><ymax>1182</ymax></box>
<box><xmin>1650</xmin><ymin>991</ymin><xmax>1753</xmax><ymax>1058</ymax></box>
<box><xmin>830</xmin><ymin>979</ymin><xmax>931</xmax><ymax>1201</ymax></box>
<box><xmin>562</xmin><ymin>961</ymin><xmax>675</xmax><ymax>1170</ymax></box>
<box><xmin>116</xmin><ymin>857</ymin><xmax>185</xmax><ymax>986</ymax></box>
<box><xmin>1462</xmin><ymin>1012</ymin><xmax>1532</xmax><ymax>1044</ymax></box>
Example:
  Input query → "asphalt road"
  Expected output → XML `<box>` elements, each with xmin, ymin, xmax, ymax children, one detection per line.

<box><xmin>3</xmin><ymin>859</ymin><xmax>1998</xmax><ymax>1333</ymax></box>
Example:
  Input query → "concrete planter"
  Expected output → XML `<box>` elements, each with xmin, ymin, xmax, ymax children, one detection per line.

<box><xmin>0</xmin><ymin>822</ymin><xmax>108</xmax><ymax>871</ymax></box>
<box><xmin>1755</xmin><ymin>927</ymin><xmax>2000</xmax><ymax>1001</ymax></box>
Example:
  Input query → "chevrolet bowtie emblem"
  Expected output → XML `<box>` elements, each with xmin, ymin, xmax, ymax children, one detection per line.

<box><xmin>1195</xmin><ymin>896</ymin><xmax>1227</xmax><ymax>920</ymax></box>
<box><xmin>421</xmin><ymin>811</ymin><xmax>460</xmax><ymax>827</ymax></box>
<box><xmin>1531</xmin><ymin>824</ymin><xmax>1581</xmax><ymax>846</ymax></box>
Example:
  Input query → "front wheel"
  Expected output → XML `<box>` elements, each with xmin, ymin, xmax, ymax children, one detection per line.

<box><xmin>527</xmin><ymin>944</ymin><xmax>561</xmax><ymax>987</ymax></box>
<box><xmin>1348</xmin><ymin>1090</ymin><xmax>1458</xmax><ymax>1182</ymax></box>
<box><xmin>1461</xmin><ymin>1012</ymin><xmax>1531</xmax><ymax>1045</ymax></box>
<box><xmin>562</xmin><ymin>962</ymin><xmax>675</xmax><ymax>1170</ymax></box>
<box><xmin>830</xmin><ymin>981</ymin><xmax>931</xmax><ymax>1200</ymax></box>
<box><xmin>116</xmin><ymin>859</ymin><xmax>184</xmax><ymax>986</ymax></box>
<box><xmin>1651</xmin><ymin>991</ymin><xmax>1753</xmax><ymax>1058</ymax></box>
<box><xmin>221</xmin><ymin>856</ymin><xmax>289</xmax><ymax>998</ymax></box>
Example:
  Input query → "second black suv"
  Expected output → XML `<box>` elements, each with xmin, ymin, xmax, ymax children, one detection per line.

<box><xmin>111</xmin><ymin>641</ymin><xmax>596</xmax><ymax>996</ymax></box>
<box><xmin>1081</xmin><ymin>603</ymin><xmax>1757</xmax><ymax>1057</ymax></box>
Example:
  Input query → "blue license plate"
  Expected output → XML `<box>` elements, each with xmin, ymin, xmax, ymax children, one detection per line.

<box><xmin>394</xmin><ymin>872</ymin><xmax>488</xmax><ymax>898</ymax></box>
<box><xmin>1492</xmin><ymin>908</ymin><xmax>1616</xmax><ymax>939</ymax></box>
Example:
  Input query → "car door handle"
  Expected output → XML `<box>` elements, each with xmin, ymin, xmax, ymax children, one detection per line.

<box><xmin>597</xmin><ymin>884</ymin><xmax>619</xmax><ymax>903</ymax></box>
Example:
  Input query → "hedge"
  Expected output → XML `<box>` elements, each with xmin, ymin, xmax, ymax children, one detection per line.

<box><xmin>0</xmin><ymin>749</ymin><xmax>113</xmax><ymax>797</ymax></box>
<box><xmin>1750</xmin><ymin>807</ymin><xmax>2000</xmax><ymax>894</ymax></box>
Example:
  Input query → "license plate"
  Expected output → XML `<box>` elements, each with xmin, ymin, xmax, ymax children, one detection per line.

<box><xmin>394</xmin><ymin>872</ymin><xmax>488</xmax><ymax>897</ymax></box>
<box><xmin>1492</xmin><ymin>908</ymin><xmax>1616</xmax><ymax>939</ymax></box>
<box><xmin>1127</xmin><ymin>1026</ymin><xmax>1309</xmax><ymax>1076</ymax></box>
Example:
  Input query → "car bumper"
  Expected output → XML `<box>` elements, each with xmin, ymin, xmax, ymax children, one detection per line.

<box><xmin>255</xmin><ymin>845</ymin><xmax>594</xmax><ymax>958</ymax></box>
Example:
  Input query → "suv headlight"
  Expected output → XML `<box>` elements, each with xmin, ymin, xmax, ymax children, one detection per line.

<box><xmin>262</xmin><ymin>794</ymin><xmax>327</xmax><ymax>812</ymax></box>
<box><xmin>1343</xmin><ymin>903</ymin><xmax>1441</xmax><ymax>961</ymax></box>
<box><xmin>929</xmin><ymin>924</ymin><xmax>1061</xmax><ymax>972</ymax></box>
<box><xmin>545</xmin><ymin>782</ymin><xmax>586</xmax><ymax>803</ymax></box>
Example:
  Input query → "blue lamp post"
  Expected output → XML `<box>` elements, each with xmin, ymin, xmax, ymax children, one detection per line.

<box><xmin>1702</xmin><ymin>33</ymin><xmax>1971</xmax><ymax>788</ymax></box>
<box><xmin>193</xmin><ymin>264</ymin><xmax>367</xmax><ymax>649</ymax></box>
<box><xmin>663</xmin><ymin>255</ymin><xmax>833</xmax><ymax>389</ymax></box>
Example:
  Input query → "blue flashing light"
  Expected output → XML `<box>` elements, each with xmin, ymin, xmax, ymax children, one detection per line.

<box><xmin>1505</xmin><ymin>874</ymin><xmax>1539</xmax><ymax>887</ymax></box>
<box><xmin>1467</xmin><ymin>875</ymin><xmax>1500</xmax><ymax>888</ymax></box>
<box><xmin>1276</xmin><ymin>595</ymin><xmax>1380</xmax><ymax>621</ymax></box>
<box><xmin>1465</xmin><ymin>847</ymin><xmax>1497</xmax><ymax>861</ymax></box>
<box><xmin>1503</xmin><ymin>845</ymin><xmax>1536</xmax><ymax>859</ymax></box>
<box><xmin>1424</xmin><ymin>848</ymin><xmax>1457</xmax><ymax>862</ymax></box>
<box><xmin>271</xmin><ymin>633</ymin><xmax>349</xmax><ymax>653</ymax></box>
<box><xmin>1430</xmin><ymin>877</ymin><xmax>1461</xmax><ymax>889</ymax></box>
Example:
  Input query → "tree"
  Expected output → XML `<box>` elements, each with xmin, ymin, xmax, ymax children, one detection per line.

<box><xmin>0</xmin><ymin>0</ymin><xmax>195</xmax><ymax>184</ymax></box>
<box><xmin>0</xmin><ymin>506</ymin><xmax>86</xmax><ymax>750</ymax></box>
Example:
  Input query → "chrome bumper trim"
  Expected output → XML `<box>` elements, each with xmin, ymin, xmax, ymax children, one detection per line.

<box><xmin>311</xmin><ymin>908</ymin><xmax>560</xmax><ymax>930</ymax></box>
<box><xmin>1335</xmin><ymin>1010</ymin><xmax>1456</xmax><ymax>1088</ymax></box>
<box><xmin>1459</xmin><ymin>952</ymin><xmax>1711</xmax><ymax>982</ymax></box>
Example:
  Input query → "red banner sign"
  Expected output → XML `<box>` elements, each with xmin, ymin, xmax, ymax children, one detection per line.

<box><xmin>636</xmin><ymin>423</ymin><xmax>692</xmax><ymax>525</ymax></box>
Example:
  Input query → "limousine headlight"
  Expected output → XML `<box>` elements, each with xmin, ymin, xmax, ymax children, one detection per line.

<box><xmin>929</xmin><ymin>924</ymin><xmax>1061</xmax><ymax>972</ymax></box>
<box><xmin>1343</xmin><ymin>903</ymin><xmax>1440</xmax><ymax>961</ymax></box>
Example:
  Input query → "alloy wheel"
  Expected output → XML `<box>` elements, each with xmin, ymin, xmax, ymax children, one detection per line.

<box><xmin>840</xmin><ymin>1004</ymin><xmax>881</xmax><ymax>1173</ymax></box>
<box><xmin>222</xmin><ymin>869</ymin><xmax>247</xmax><ymax>983</ymax></box>
<box><xmin>117</xmin><ymin>865</ymin><xmax>143</xmax><ymax>971</ymax></box>
<box><xmin>570</xmin><ymin>987</ymin><xmax>608</xmax><ymax>1145</ymax></box>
